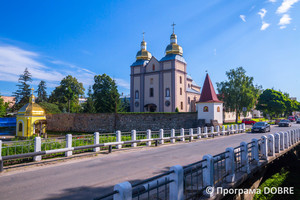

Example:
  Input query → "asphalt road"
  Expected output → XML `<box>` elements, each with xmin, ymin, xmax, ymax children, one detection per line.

<box><xmin>1</xmin><ymin>123</ymin><xmax>299</xmax><ymax>200</ymax></box>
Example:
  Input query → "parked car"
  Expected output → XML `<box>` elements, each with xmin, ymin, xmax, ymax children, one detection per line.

<box><xmin>297</xmin><ymin>118</ymin><xmax>300</xmax><ymax>124</ymax></box>
<box><xmin>278</xmin><ymin>119</ymin><xmax>291</xmax><ymax>127</ymax></box>
<box><xmin>251</xmin><ymin>122</ymin><xmax>271</xmax><ymax>133</ymax></box>
<box><xmin>275</xmin><ymin>119</ymin><xmax>282</xmax><ymax>125</ymax></box>
<box><xmin>242</xmin><ymin>119</ymin><xmax>256</xmax><ymax>125</ymax></box>
<box><xmin>288</xmin><ymin>116</ymin><xmax>296</xmax><ymax>122</ymax></box>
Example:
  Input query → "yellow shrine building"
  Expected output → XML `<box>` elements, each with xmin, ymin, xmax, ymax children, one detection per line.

<box><xmin>16</xmin><ymin>89</ymin><xmax>47</xmax><ymax>137</ymax></box>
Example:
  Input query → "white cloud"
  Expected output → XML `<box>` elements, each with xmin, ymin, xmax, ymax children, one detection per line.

<box><xmin>0</xmin><ymin>44</ymin><xmax>130</xmax><ymax>91</ymax></box>
<box><xmin>261</xmin><ymin>22</ymin><xmax>270</xmax><ymax>30</ymax></box>
<box><xmin>276</xmin><ymin>0</ymin><xmax>299</xmax><ymax>14</ymax></box>
<box><xmin>258</xmin><ymin>8</ymin><xmax>267</xmax><ymax>19</ymax></box>
<box><xmin>278</xmin><ymin>14</ymin><xmax>292</xmax><ymax>25</ymax></box>
<box><xmin>239</xmin><ymin>15</ymin><xmax>246</xmax><ymax>22</ymax></box>
<box><xmin>280</xmin><ymin>25</ymin><xmax>287</xmax><ymax>29</ymax></box>
<box><xmin>269</xmin><ymin>0</ymin><xmax>277</xmax><ymax>2</ymax></box>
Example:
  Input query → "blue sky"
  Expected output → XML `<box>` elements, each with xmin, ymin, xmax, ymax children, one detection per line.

<box><xmin>0</xmin><ymin>0</ymin><xmax>299</xmax><ymax>99</ymax></box>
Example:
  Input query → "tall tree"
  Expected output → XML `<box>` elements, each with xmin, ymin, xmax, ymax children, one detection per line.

<box><xmin>0</xmin><ymin>95</ymin><xmax>7</xmax><ymax>117</ymax></box>
<box><xmin>119</xmin><ymin>97</ymin><xmax>130</xmax><ymax>112</ymax></box>
<box><xmin>82</xmin><ymin>86</ymin><xmax>96</xmax><ymax>113</ymax></box>
<box><xmin>13</xmin><ymin>68</ymin><xmax>32</xmax><ymax>110</ymax></box>
<box><xmin>36</xmin><ymin>80</ymin><xmax>48</xmax><ymax>103</ymax></box>
<box><xmin>256</xmin><ymin>89</ymin><xmax>287</xmax><ymax>118</ymax></box>
<box><xmin>49</xmin><ymin>75</ymin><xmax>85</xmax><ymax>113</ymax></box>
<box><xmin>217</xmin><ymin>67</ymin><xmax>261</xmax><ymax>123</ymax></box>
<box><xmin>93</xmin><ymin>74</ymin><xmax>120</xmax><ymax>113</ymax></box>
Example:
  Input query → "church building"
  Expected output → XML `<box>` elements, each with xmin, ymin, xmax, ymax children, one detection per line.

<box><xmin>130</xmin><ymin>26</ymin><xmax>201</xmax><ymax>112</ymax></box>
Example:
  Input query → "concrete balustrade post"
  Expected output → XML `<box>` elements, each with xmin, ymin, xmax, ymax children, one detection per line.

<box><xmin>171</xmin><ymin>129</ymin><xmax>175</xmax><ymax>143</ymax></box>
<box><xmin>180</xmin><ymin>128</ymin><xmax>185</xmax><ymax>142</ymax></box>
<box><xmin>131</xmin><ymin>130</ymin><xmax>137</xmax><ymax>147</ymax></box>
<box><xmin>113</xmin><ymin>181</ymin><xmax>132</xmax><ymax>200</ymax></box>
<box><xmin>251</xmin><ymin>139</ymin><xmax>259</xmax><ymax>165</ymax></box>
<box><xmin>210</xmin><ymin>126</ymin><xmax>214</xmax><ymax>137</ymax></box>
<box><xmin>116</xmin><ymin>130</ymin><xmax>122</xmax><ymax>149</ymax></box>
<box><xmin>231</xmin><ymin>125</ymin><xmax>235</xmax><ymax>134</ymax></box>
<box><xmin>268</xmin><ymin>134</ymin><xmax>275</xmax><ymax>157</ymax></box>
<box><xmin>169</xmin><ymin>165</ymin><xmax>184</xmax><ymax>200</ymax></box>
<box><xmin>33</xmin><ymin>137</ymin><xmax>42</xmax><ymax>161</ymax></box>
<box><xmin>284</xmin><ymin>132</ymin><xmax>288</xmax><ymax>149</ymax></box>
<box><xmin>261</xmin><ymin>136</ymin><xmax>268</xmax><ymax>160</ymax></box>
<box><xmin>242</xmin><ymin>123</ymin><xmax>246</xmax><ymax>132</ymax></box>
<box><xmin>288</xmin><ymin>131</ymin><xmax>291</xmax><ymax>147</ymax></box>
<box><xmin>227</xmin><ymin>126</ymin><xmax>231</xmax><ymax>135</ymax></box>
<box><xmin>234</xmin><ymin>124</ymin><xmax>238</xmax><ymax>133</ymax></box>
<box><xmin>202</xmin><ymin>154</ymin><xmax>214</xmax><ymax>197</ymax></box>
<box><xmin>197</xmin><ymin>127</ymin><xmax>201</xmax><ymax>139</ymax></box>
<box><xmin>204</xmin><ymin>127</ymin><xmax>208</xmax><ymax>138</ymax></box>
<box><xmin>93</xmin><ymin>132</ymin><xmax>100</xmax><ymax>152</ymax></box>
<box><xmin>65</xmin><ymin>134</ymin><xmax>72</xmax><ymax>157</ymax></box>
<box><xmin>274</xmin><ymin>133</ymin><xmax>280</xmax><ymax>153</ymax></box>
<box><xmin>146</xmin><ymin>129</ymin><xmax>151</xmax><ymax>147</ymax></box>
<box><xmin>0</xmin><ymin>140</ymin><xmax>2</xmax><ymax>172</ymax></box>
<box><xmin>159</xmin><ymin>129</ymin><xmax>164</xmax><ymax>144</ymax></box>
<box><xmin>222</xmin><ymin>126</ymin><xmax>226</xmax><ymax>135</ymax></box>
<box><xmin>240</xmin><ymin>142</ymin><xmax>250</xmax><ymax>173</ymax></box>
<box><xmin>279</xmin><ymin>132</ymin><xmax>284</xmax><ymax>151</ymax></box>
<box><xmin>216</xmin><ymin>126</ymin><xmax>220</xmax><ymax>136</ymax></box>
<box><xmin>189</xmin><ymin>128</ymin><xmax>194</xmax><ymax>141</ymax></box>
<box><xmin>225</xmin><ymin>147</ymin><xmax>235</xmax><ymax>182</ymax></box>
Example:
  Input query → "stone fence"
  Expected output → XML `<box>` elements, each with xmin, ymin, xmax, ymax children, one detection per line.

<box><xmin>46</xmin><ymin>113</ymin><xmax>199</xmax><ymax>132</ymax></box>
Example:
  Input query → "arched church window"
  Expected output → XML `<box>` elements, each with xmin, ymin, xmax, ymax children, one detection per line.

<box><xmin>150</xmin><ymin>88</ymin><xmax>154</xmax><ymax>97</ymax></box>
<box><xmin>181</xmin><ymin>102</ymin><xmax>183</xmax><ymax>110</ymax></box>
<box><xmin>19</xmin><ymin>123</ymin><xmax>23</xmax><ymax>132</ymax></box>
<box><xmin>203</xmin><ymin>106</ymin><xmax>208</xmax><ymax>112</ymax></box>
<box><xmin>188</xmin><ymin>84</ymin><xmax>190</xmax><ymax>88</ymax></box>
<box><xmin>152</xmin><ymin>64</ymin><xmax>155</xmax><ymax>71</ymax></box>
<box><xmin>180</xmin><ymin>76</ymin><xmax>182</xmax><ymax>84</ymax></box>
<box><xmin>135</xmin><ymin>90</ymin><xmax>139</xmax><ymax>99</ymax></box>
<box><xmin>165</xmin><ymin>88</ymin><xmax>170</xmax><ymax>97</ymax></box>
<box><xmin>188</xmin><ymin>97</ymin><xmax>191</xmax><ymax>104</ymax></box>
<box><xmin>217</xmin><ymin>106</ymin><xmax>220</xmax><ymax>112</ymax></box>
<box><xmin>150</xmin><ymin>78</ymin><xmax>153</xmax><ymax>85</ymax></box>
<box><xmin>180</xmin><ymin>88</ymin><xmax>182</xmax><ymax>95</ymax></box>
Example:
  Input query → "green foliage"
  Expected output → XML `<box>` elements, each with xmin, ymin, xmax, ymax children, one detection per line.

<box><xmin>256</xmin><ymin>89</ymin><xmax>293</xmax><ymax>118</ymax></box>
<box><xmin>49</xmin><ymin>75</ymin><xmax>85</xmax><ymax>113</ymax></box>
<box><xmin>217</xmin><ymin>67</ymin><xmax>261</xmax><ymax>123</ymax></box>
<box><xmin>39</xmin><ymin>102</ymin><xmax>61</xmax><ymax>114</ymax></box>
<box><xmin>93</xmin><ymin>74</ymin><xmax>120</xmax><ymax>113</ymax></box>
<box><xmin>253</xmin><ymin>169</ymin><xmax>289</xmax><ymax>200</ymax></box>
<box><xmin>119</xmin><ymin>97</ymin><xmax>130</xmax><ymax>112</ymax></box>
<box><xmin>36</xmin><ymin>80</ymin><xmax>48</xmax><ymax>103</ymax></box>
<box><xmin>175</xmin><ymin>107</ymin><xmax>179</xmax><ymax>112</ymax></box>
<box><xmin>82</xmin><ymin>86</ymin><xmax>96</xmax><ymax>113</ymax></box>
<box><xmin>0</xmin><ymin>95</ymin><xmax>7</xmax><ymax>117</ymax></box>
<box><xmin>12</xmin><ymin>68</ymin><xmax>32</xmax><ymax>111</ymax></box>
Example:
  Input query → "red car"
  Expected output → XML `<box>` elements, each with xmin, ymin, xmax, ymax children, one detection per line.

<box><xmin>288</xmin><ymin>116</ymin><xmax>295</xmax><ymax>122</ymax></box>
<box><xmin>242</xmin><ymin>119</ymin><xmax>256</xmax><ymax>125</ymax></box>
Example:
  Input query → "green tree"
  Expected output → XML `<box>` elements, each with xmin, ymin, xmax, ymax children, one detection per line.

<box><xmin>256</xmin><ymin>89</ymin><xmax>287</xmax><ymax>118</ymax></box>
<box><xmin>119</xmin><ymin>97</ymin><xmax>130</xmax><ymax>112</ymax></box>
<box><xmin>93</xmin><ymin>74</ymin><xmax>120</xmax><ymax>113</ymax></box>
<box><xmin>39</xmin><ymin>102</ymin><xmax>61</xmax><ymax>114</ymax></box>
<box><xmin>0</xmin><ymin>95</ymin><xmax>7</xmax><ymax>117</ymax></box>
<box><xmin>82</xmin><ymin>86</ymin><xmax>96</xmax><ymax>113</ymax></box>
<box><xmin>217</xmin><ymin>67</ymin><xmax>261</xmax><ymax>123</ymax></box>
<box><xmin>36</xmin><ymin>80</ymin><xmax>48</xmax><ymax>103</ymax></box>
<box><xmin>49</xmin><ymin>75</ymin><xmax>85</xmax><ymax>113</ymax></box>
<box><xmin>13</xmin><ymin>68</ymin><xmax>32</xmax><ymax>110</ymax></box>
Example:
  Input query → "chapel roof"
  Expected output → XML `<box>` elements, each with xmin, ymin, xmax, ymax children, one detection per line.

<box><xmin>199</xmin><ymin>73</ymin><xmax>222</xmax><ymax>103</ymax></box>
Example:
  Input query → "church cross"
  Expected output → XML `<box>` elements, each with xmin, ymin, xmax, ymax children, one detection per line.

<box><xmin>171</xmin><ymin>22</ymin><xmax>176</xmax><ymax>33</ymax></box>
<box><xmin>142</xmin><ymin>32</ymin><xmax>145</xmax><ymax>41</ymax></box>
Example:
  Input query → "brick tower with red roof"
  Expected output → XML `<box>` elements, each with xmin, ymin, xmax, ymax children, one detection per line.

<box><xmin>196</xmin><ymin>73</ymin><xmax>223</xmax><ymax>124</ymax></box>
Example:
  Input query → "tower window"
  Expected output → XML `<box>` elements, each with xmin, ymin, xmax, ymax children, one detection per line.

<box><xmin>188</xmin><ymin>84</ymin><xmax>190</xmax><ymax>88</ymax></box>
<box><xmin>203</xmin><ymin>106</ymin><xmax>208</xmax><ymax>112</ymax></box>
<box><xmin>188</xmin><ymin>97</ymin><xmax>190</xmax><ymax>104</ymax></box>
<box><xmin>180</xmin><ymin>88</ymin><xmax>182</xmax><ymax>95</ymax></box>
<box><xmin>150</xmin><ymin>78</ymin><xmax>153</xmax><ymax>85</ymax></box>
<box><xmin>150</xmin><ymin>88</ymin><xmax>154</xmax><ymax>97</ymax></box>
<box><xmin>152</xmin><ymin>64</ymin><xmax>155</xmax><ymax>71</ymax></box>
<box><xmin>19</xmin><ymin>123</ymin><xmax>23</xmax><ymax>132</ymax></box>
<box><xmin>217</xmin><ymin>106</ymin><xmax>220</xmax><ymax>112</ymax></box>
<box><xmin>135</xmin><ymin>90</ymin><xmax>139</xmax><ymax>99</ymax></box>
<box><xmin>181</xmin><ymin>102</ymin><xmax>183</xmax><ymax>110</ymax></box>
<box><xmin>165</xmin><ymin>88</ymin><xmax>170</xmax><ymax>97</ymax></box>
<box><xmin>180</xmin><ymin>76</ymin><xmax>182</xmax><ymax>84</ymax></box>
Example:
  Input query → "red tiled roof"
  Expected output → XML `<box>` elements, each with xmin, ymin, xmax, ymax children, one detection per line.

<box><xmin>199</xmin><ymin>73</ymin><xmax>222</xmax><ymax>103</ymax></box>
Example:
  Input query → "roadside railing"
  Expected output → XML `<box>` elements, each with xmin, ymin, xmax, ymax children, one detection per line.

<box><xmin>0</xmin><ymin>124</ymin><xmax>246</xmax><ymax>171</ymax></box>
<box><xmin>94</xmin><ymin>128</ymin><xmax>300</xmax><ymax>200</ymax></box>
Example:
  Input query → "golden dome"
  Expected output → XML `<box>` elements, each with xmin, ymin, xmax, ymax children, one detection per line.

<box><xmin>165</xmin><ymin>32</ymin><xmax>183</xmax><ymax>56</ymax></box>
<box><xmin>136</xmin><ymin>38</ymin><xmax>152</xmax><ymax>60</ymax></box>
<box><xmin>17</xmin><ymin>89</ymin><xmax>45</xmax><ymax>116</ymax></box>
